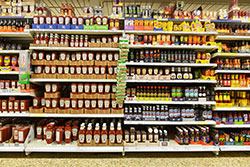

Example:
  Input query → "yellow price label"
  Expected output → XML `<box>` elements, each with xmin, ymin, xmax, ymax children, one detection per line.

<box><xmin>30</xmin><ymin>113</ymin><xmax>45</xmax><ymax>117</ymax></box>
<box><xmin>198</xmin><ymin>121</ymin><xmax>208</xmax><ymax>125</ymax></box>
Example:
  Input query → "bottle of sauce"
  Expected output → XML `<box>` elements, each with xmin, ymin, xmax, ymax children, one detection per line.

<box><xmin>64</xmin><ymin>124</ymin><xmax>72</xmax><ymax>144</ymax></box>
<box><xmin>78</xmin><ymin>123</ymin><xmax>86</xmax><ymax>144</ymax></box>
<box><xmin>86</xmin><ymin>123</ymin><xmax>93</xmax><ymax>144</ymax></box>
<box><xmin>101</xmin><ymin>123</ymin><xmax>108</xmax><ymax>144</ymax></box>
<box><xmin>72</xmin><ymin>121</ymin><xmax>79</xmax><ymax>141</ymax></box>
<box><xmin>116</xmin><ymin>122</ymin><xmax>123</xmax><ymax>144</ymax></box>
<box><xmin>94</xmin><ymin>123</ymin><xmax>100</xmax><ymax>144</ymax></box>
<box><xmin>56</xmin><ymin>126</ymin><xmax>64</xmax><ymax>144</ymax></box>
<box><xmin>109</xmin><ymin>122</ymin><xmax>116</xmax><ymax>144</ymax></box>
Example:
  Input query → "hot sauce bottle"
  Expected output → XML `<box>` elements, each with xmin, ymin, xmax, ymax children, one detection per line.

<box><xmin>86</xmin><ymin>123</ymin><xmax>93</xmax><ymax>144</ymax></box>
<box><xmin>116</xmin><ymin>122</ymin><xmax>123</xmax><ymax>144</ymax></box>
<box><xmin>78</xmin><ymin>123</ymin><xmax>86</xmax><ymax>144</ymax></box>
<box><xmin>101</xmin><ymin>123</ymin><xmax>108</xmax><ymax>144</ymax></box>
<box><xmin>109</xmin><ymin>122</ymin><xmax>116</xmax><ymax>144</ymax></box>
<box><xmin>94</xmin><ymin>123</ymin><xmax>100</xmax><ymax>144</ymax></box>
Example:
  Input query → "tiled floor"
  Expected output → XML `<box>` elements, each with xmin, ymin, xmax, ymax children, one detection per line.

<box><xmin>0</xmin><ymin>152</ymin><xmax>249</xmax><ymax>167</ymax></box>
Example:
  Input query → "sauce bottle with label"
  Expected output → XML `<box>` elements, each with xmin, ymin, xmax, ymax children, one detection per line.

<box><xmin>64</xmin><ymin>124</ymin><xmax>72</xmax><ymax>144</ymax></box>
<box><xmin>86</xmin><ymin>123</ymin><xmax>93</xmax><ymax>144</ymax></box>
<box><xmin>109</xmin><ymin>122</ymin><xmax>116</xmax><ymax>144</ymax></box>
<box><xmin>78</xmin><ymin>123</ymin><xmax>86</xmax><ymax>144</ymax></box>
<box><xmin>101</xmin><ymin>123</ymin><xmax>108</xmax><ymax>144</ymax></box>
<box><xmin>94</xmin><ymin>123</ymin><xmax>100</xmax><ymax>144</ymax></box>
<box><xmin>116</xmin><ymin>122</ymin><xmax>123</xmax><ymax>144</ymax></box>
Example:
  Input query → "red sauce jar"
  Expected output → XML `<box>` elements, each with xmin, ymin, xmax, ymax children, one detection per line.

<box><xmin>78</xmin><ymin>83</ymin><xmax>84</xmax><ymax>94</ymax></box>
<box><xmin>52</xmin><ymin>83</ymin><xmax>59</xmax><ymax>93</ymax></box>
<box><xmin>85</xmin><ymin>99</ymin><xmax>91</xmax><ymax>109</ymax></box>
<box><xmin>71</xmin><ymin>83</ymin><xmax>77</xmax><ymax>94</ymax></box>
<box><xmin>100</xmin><ymin>66</ymin><xmax>106</xmax><ymax>75</ymax></box>
<box><xmin>45</xmin><ymin>98</ymin><xmax>51</xmax><ymax>108</ymax></box>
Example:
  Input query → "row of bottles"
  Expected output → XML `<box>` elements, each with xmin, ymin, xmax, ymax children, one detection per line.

<box><xmin>0</xmin><ymin>19</ymin><xmax>31</xmax><ymax>32</ymax></box>
<box><xmin>128</xmin><ymin>49</ymin><xmax>210</xmax><ymax>63</ymax></box>
<box><xmin>124</xmin><ymin>105</ymin><xmax>213</xmax><ymax>121</ymax></box>
<box><xmin>215</xmin><ymin>91</ymin><xmax>249</xmax><ymax>107</ymax></box>
<box><xmin>216</xmin><ymin>74</ymin><xmax>249</xmax><ymax>87</ymax></box>
<box><xmin>213</xmin><ymin>112</ymin><xmax>250</xmax><ymax>123</ymax></box>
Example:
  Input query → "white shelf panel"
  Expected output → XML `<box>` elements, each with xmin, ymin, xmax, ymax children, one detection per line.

<box><xmin>124</xmin><ymin>100</ymin><xmax>216</xmax><ymax>105</ymax></box>
<box><xmin>0</xmin><ymin>145</ymin><xmax>24</xmax><ymax>152</ymax></box>
<box><xmin>213</xmin><ymin>107</ymin><xmax>250</xmax><ymax>111</ymax></box>
<box><xmin>0</xmin><ymin>92</ymin><xmax>36</xmax><ymax>97</ymax></box>
<box><xmin>129</xmin><ymin>45</ymin><xmax>218</xmax><ymax>50</ymax></box>
<box><xmin>0</xmin><ymin>32</ymin><xmax>32</xmax><ymax>38</ymax></box>
<box><xmin>217</xmin><ymin>35</ymin><xmax>250</xmax><ymax>40</ymax></box>
<box><xmin>127</xmin><ymin>80</ymin><xmax>216</xmax><ymax>84</ymax></box>
<box><xmin>29</xmin><ymin>47</ymin><xmax>120</xmax><ymax>51</ymax></box>
<box><xmin>213</xmin><ymin>52</ymin><xmax>250</xmax><ymax>58</ymax></box>
<box><xmin>125</xmin><ymin>62</ymin><xmax>217</xmax><ymax>67</ymax></box>
<box><xmin>30</xmin><ymin>29</ymin><xmax>124</xmax><ymax>35</ymax></box>
<box><xmin>216</xmin><ymin>70</ymin><xmax>250</xmax><ymax>74</ymax></box>
<box><xmin>125</xmin><ymin>140</ymin><xmax>219</xmax><ymax>152</ymax></box>
<box><xmin>25</xmin><ymin>140</ymin><xmax>123</xmax><ymax>153</ymax></box>
<box><xmin>215</xmin><ymin>87</ymin><xmax>250</xmax><ymax>91</ymax></box>
<box><xmin>0</xmin><ymin>50</ymin><xmax>25</xmax><ymax>54</ymax></box>
<box><xmin>214</xmin><ymin>124</ymin><xmax>250</xmax><ymax>128</ymax></box>
<box><xmin>0</xmin><ymin>113</ymin><xmax>124</xmax><ymax>118</ymax></box>
<box><xmin>0</xmin><ymin>71</ymin><xmax>19</xmax><ymax>75</ymax></box>
<box><xmin>124</xmin><ymin>120</ymin><xmax>216</xmax><ymax>125</ymax></box>
<box><xmin>125</xmin><ymin>30</ymin><xmax>217</xmax><ymax>35</ymax></box>
<box><xmin>30</xmin><ymin>79</ymin><xmax>116</xmax><ymax>83</ymax></box>
<box><xmin>220</xmin><ymin>145</ymin><xmax>250</xmax><ymax>151</ymax></box>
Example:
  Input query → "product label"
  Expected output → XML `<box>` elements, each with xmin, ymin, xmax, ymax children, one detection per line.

<box><xmin>104</xmin><ymin>100</ymin><xmax>110</xmax><ymax>108</ymax></box>
<box><xmin>72</xmin><ymin>128</ymin><xmax>78</xmax><ymax>137</ymax></box>
<box><xmin>86</xmin><ymin>134</ymin><xmax>92</xmax><ymax>143</ymax></box>
<box><xmin>82</xmin><ymin>67</ymin><xmax>87</xmax><ymax>74</ymax></box>
<box><xmin>78</xmin><ymin>18</ymin><xmax>83</xmax><ymax>25</ymax></box>
<box><xmin>88</xmin><ymin>53</ymin><xmax>94</xmax><ymax>60</ymax></box>
<box><xmin>102</xmin><ymin>53</ymin><xmax>107</xmax><ymax>61</ymax></box>
<box><xmin>32</xmin><ymin>52</ymin><xmax>37</xmax><ymax>60</ymax></box>
<box><xmin>98</xmin><ymin>85</ymin><xmax>103</xmax><ymax>93</ymax></box>
<box><xmin>65</xmin><ymin>17</ymin><xmax>70</xmax><ymax>25</ymax></box>
<box><xmin>33</xmin><ymin>99</ymin><xmax>38</xmax><ymax>107</ymax></box>
<box><xmin>100</xmin><ymin>67</ymin><xmax>105</xmax><ymax>74</ymax></box>
<box><xmin>91</xmin><ymin>85</ymin><xmax>97</xmax><ymax>93</ymax></box>
<box><xmin>72</xmin><ymin>18</ymin><xmax>77</xmax><ymax>25</ymax></box>
<box><xmin>82</xmin><ymin>53</ymin><xmax>87</xmax><ymax>60</ymax></box>
<box><xmin>78</xmin><ymin>85</ymin><xmax>83</xmax><ymax>93</ymax></box>
<box><xmin>33</xmin><ymin>17</ymin><xmax>38</xmax><ymax>24</ymax></box>
<box><xmin>45</xmin><ymin>100</ymin><xmax>51</xmax><ymax>108</ymax></box>
<box><xmin>85</xmin><ymin>100</ymin><xmax>90</xmax><ymax>108</ymax></box>
<box><xmin>18</xmin><ymin>131</ymin><xmax>24</xmax><ymax>142</ymax></box>
<box><xmin>71</xmin><ymin>84</ymin><xmax>77</xmax><ymax>93</ymax></box>
<box><xmin>85</xmin><ymin>85</ymin><xmax>90</xmax><ymax>93</ymax></box>
<box><xmin>70</xmin><ymin>67</ymin><xmax>75</xmax><ymax>74</ymax></box>
<box><xmin>64</xmin><ymin>67</ymin><xmax>69</xmax><ymax>74</ymax></box>
<box><xmin>94</xmin><ymin>134</ymin><xmax>100</xmax><ymax>144</ymax></box>
<box><xmin>109</xmin><ymin>134</ymin><xmax>115</xmax><ymax>143</ymax></box>
<box><xmin>59</xmin><ymin>17</ymin><xmax>64</xmax><ymax>24</ymax></box>
<box><xmin>51</xmin><ymin>66</ymin><xmax>56</xmax><ymax>74</ymax></box>
<box><xmin>56</xmin><ymin>131</ymin><xmax>60</xmax><ymax>142</ymax></box>
<box><xmin>20</xmin><ymin>102</ymin><xmax>24</xmax><ymax>110</ymax></box>
<box><xmin>38</xmin><ymin>52</ymin><xmax>44</xmax><ymax>60</ymax></box>
<box><xmin>14</xmin><ymin>101</ymin><xmax>19</xmax><ymax>109</ymax></box>
<box><xmin>65</xmin><ymin>100</ymin><xmax>70</xmax><ymax>108</ymax></box>
<box><xmin>114</xmin><ymin>53</ymin><xmax>119</xmax><ymax>61</ymax></box>
<box><xmin>60</xmin><ymin>53</ymin><xmax>66</xmax><ymax>60</ymax></box>
<box><xmin>71</xmin><ymin>100</ymin><xmax>77</xmax><ymax>108</ymax></box>
<box><xmin>65</xmin><ymin>131</ymin><xmax>71</xmax><ymax>139</ymax></box>
<box><xmin>76</xmin><ymin>53</ymin><xmax>81</xmax><ymax>60</ymax></box>
<box><xmin>117</xmin><ymin>134</ymin><xmax>122</xmax><ymax>143</ymax></box>
<box><xmin>37</xmin><ymin>127</ymin><xmax>42</xmax><ymax>135</ymax></box>
<box><xmin>52</xmin><ymin>17</ymin><xmax>57</xmax><ymax>24</ymax></box>
<box><xmin>8</xmin><ymin>102</ymin><xmax>13</xmax><ymax>109</ymax></box>
<box><xmin>45</xmin><ymin>66</ymin><xmax>50</xmax><ymax>73</ymax></box>
<box><xmin>112</xmin><ymin>100</ymin><xmax>116</xmax><ymax>108</ymax></box>
<box><xmin>91</xmin><ymin>100</ymin><xmax>97</xmax><ymax>108</ymax></box>
<box><xmin>98</xmin><ymin>100</ymin><xmax>103</xmax><ymax>108</ymax></box>
<box><xmin>46</xmin><ymin>131</ymin><xmax>52</xmax><ymax>140</ymax></box>
<box><xmin>58</xmin><ymin>67</ymin><xmax>63</xmax><ymax>74</ymax></box>
<box><xmin>108</xmin><ymin>67</ymin><xmax>113</xmax><ymax>75</ymax></box>
<box><xmin>108</xmin><ymin>53</ymin><xmax>113</xmax><ymax>61</ymax></box>
<box><xmin>79</xmin><ymin>134</ymin><xmax>85</xmax><ymax>143</ymax></box>
<box><xmin>60</xmin><ymin>99</ymin><xmax>64</xmax><ymax>107</ymax></box>
<box><xmin>52</xmin><ymin>84</ymin><xmax>58</xmax><ymax>92</ymax></box>
<box><xmin>88</xmin><ymin>67</ymin><xmax>93</xmax><ymax>74</ymax></box>
<box><xmin>52</xmin><ymin>100</ymin><xmax>57</xmax><ymax>108</ymax></box>
<box><xmin>76</xmin><ymin>67</ymin><xmax>81</xmax><ymax>74</ymax></box>
<box><xmin>101</xmin><ymin>134</ymin><xmax>107</xmax><ymax>143</ymax></box>
<box><xmin>105</xmin><ymin>85</ymin><xmax>110</xmax><ymax>93</ymax></box>
<box><xmin>46</xmin><ymin>17</ymin><xmax>51</xmax><ymax>24</ymax></box>
<box><xmin>94</xmin><ymin>67</ymin><xmax>99</xmax><ymax>74</ymax></box>
<box><xmin>39</xmin><ymin>17</ymin><xmax>45</xmax><ymax>24</ymax></box>
<box><xmin>78</xmin><ymin>100</ymin><xmax>83</xmax><ymax>108</ymax></box>
<box><xmin>96</xmin><ymin>53</ymin><xmax>100</xmax><ymax>61</ymax></box>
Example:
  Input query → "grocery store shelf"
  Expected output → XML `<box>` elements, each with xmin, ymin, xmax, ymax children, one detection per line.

<box><xmin>25</xmin><ymin>140</ymin><xmax>123</xmax><ymax>153</ymax></box>
<box><xmin>30</xmin><ymin>79</ymin><xmax>116</xmax><ymax>83</ymax></box>
<box><xmin>0</xmin><ymin>50</ymin><xmax>25</xmax><ymax>54</ymax></box>
<box><xmin>0</xmin><ymin>145</ymin><xmax>24</xmax><ymax>152</ymax></box>
<box><xmin>125</xmin><ymin>62</ymin><xmax>217</xmax><ymax>67</ymax></box>
<box><xmin>217</xmin><ymin>35</ymin><xmax>250</xmax><ymax>40</ymax></box>
<box><xmin>124</xmin><ymin>120</ymin><xmax>216</xmax><ymax>125</ymax></box>
<box><xmin>124</xmin><ymin>100</ymin><xmax>216</xmax><ymax>105</ymax></box>
<box><xmin>215</xmin><ymin>87</ymin><xmax>250</xmax><ymax>91</ymax></box>
<box><xmin>0</xmin><ymin>32</ymin><xmax>32</xmax><ymax>38</ymax></box>
<box><xmin>216</xmin><ymin>70</ymin><xmax>250</xmax><ymax>74</ymax></box>
<box><xmin>219</xmin><ymin>145</ymin><xmax>250</xmax><ymax>151</ymax></box>
<box><xmin>30</xmin><ymin>29</ymin><xmax>124</xmax><ymax>34</ymax></box>
<box><xmin>213</xmin><ymin>107</ymin><xmax>250</xmax><ymax>111</ymax></box>
<box><xmin>127</xmin><ymin>80</ymin><xmax>216</xmax><ymax>84</ymax></box>
<box><xmin>128</xmin><ymin>45</ymin><xmax>218</xmax><ymax>50</ymax></box>
<box><xmin>0</xmin><ymin>92</ymin><xmax>36</xmax><ymax>97</ymax></box>
<box><xmin>213</xmin><ymin>52</ymin><xmax>250</xmax><ymax>58</ymax></box>
<box><xmin>124</xmin><ymin>140</ymin><xmax>219</xmax><ymax>152</ymax></box>
<box><xmin>29</xmin><ymin>47</ymin><xmax>120</xmax><ymax>51</ymax></box>
<box><xmin>214</xmin><ymin>124</ymin><xmax>250</xmax><ymax>128</ymax></box>
<box><xmin>125</xmin><ymin>30</ymin><xmax>217</xmax><ymax>35</ymax></box>
<box><xmin>0</xmin><ymin>71</ymin><xmax>19</xmax><ymax>75</ymax></box>
<box><xmin>0</xmin><ymin>113</ymin><xmax>124</xmax><ymax>118</ymax></box>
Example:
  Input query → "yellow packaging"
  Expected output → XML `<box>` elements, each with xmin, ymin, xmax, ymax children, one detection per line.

<box><xmin>157</xmin><ymin>35</ymin><xmax>161</xmax><ymax>42</ymax></box>
<box><xmin>173</xmin><ymin>24</ymin><xmax>178</xmax><ymax>31</ymax></box>
<box><xmin>154</xmin><ymin>20</ymin><xmax>158</xmax><ymax>28</ymax></box>
<box><xmin>162</xmin><ymin>22</ymin><xmax>167</xmax><ymax>31</ymax></box>
<box><xmin>149</xmin><ymin>20</ymin><xmax>154</xmax><ymax>26</ymax></box>
<box><xmin>144</xmin><ymin>20</ymin><xmax>149</xmax><ymax>26</ymax></box>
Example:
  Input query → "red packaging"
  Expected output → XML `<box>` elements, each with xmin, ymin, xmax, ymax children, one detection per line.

<box><xmin>82</xmin><ymin>52</ymin><xmax>87</xmax><ymax>61</ymax></box>
<box><xmin>76</xmin><ymin>66</ymin><xmax>81</xmax><ymax>74</ymax></box>
<box><xmin>56</xmin><ymin>127</ymin><xmax>64</xmax><ymax>144</ymax></box>
<box><xmin>72</xmin><ymin>122</ymin><xmax>79</xmax><ymax>141</ymax></box>
<box><xmin>65</xmin><ymin>16</ymin><xmax>71</xmax><ymax>25</ymax></box>
<box><xmin>51</xmin><ymin>99</ymin><xmax>59</xmax><ymax>108</ymax></box>
<box><xmin>46</xmin><ymin>122</ymin><xmax>55</xmax><ymax>144</ymax></box>
<box><xmin>36</xmin><ymin>124</ymin><xmax>43</xmax><ymax>140</ymax></box>
<box><xmin>8</xmin><ymin>100</ymin><xmax>14</xmax><ymax>112</ymax></box>
<box><xmin>82</xmin><ymin>66</ymin><xmax>87</xmax><ymax>75</ymax></box>
<box><xmin>39</xmin><ymin>16</ymin><xmax>45</xmax><ymax>25</ymax></box>
<box><xmin>64</xmin><ymin>125</ymin><xmax>71</xmax><ymax>144</ymax></box>
<box><xmin>51</xmin><ymin>65</ymin><xmax>57</xmax><ymax>74</ymax></box>
<box><xmin>101</xmin><ymin>53</ymin><xmax>107</xmax><ymax>61</ymax></box>
<box><xmin>45</xmin><ymin>98</ymin><xmax>51</xmax><ymax>108</ymax></box>
<box><xmin>33</xmin><ymin>97</ymin><xmax>40</xmax><ymax>109</ymax></box>
<box><xmin>88</xmin><ymin>53</ymin><xmax>94</xmax><ymax>61</ymax></box>
<box><xmin>100</xmin><ymin>66</ymin><xmax>106</xmax><ymax>75</ymax></box>
<box><xmin>104</xmin><ymin>99</ymin><xmax>110</xmax><ymax>109</ymax></box>
<box><xmin>84</xmin><ymin>83</ymin><xmax>90</xmax><ymax>94</ymax></box>
<box><xmin>108</xmin><ymin>53</ymin><xmax>113</xmax><ymax>61</ymax></box>
<box><xmin>32</xmin><ymin>52</ymin><xmax>38</xmax><ymax>60</ymax></box>
<box><xmin>85</xmin><ymin>99</ymin><xmax>90</xmax><ymax>109</ymax></box>
<box><xmin>91</xmin><ymin>100</ymin><xmax>97</xmax><ymax>109</ymax></box>
<box><xmin>88</xmin><ymin>66</ymin><xmax>93</xmax><ymax>74</ymax></box>
<box><xmin>44</xmin><ymin>65</ymin><xmax>51</xmax><ymax>74</ymax></box>
<box><xmin>41</xmin><ymin>98</ymin><xmax>46</xmax><ymax>107</ymax></box>
<box><xmin>2</xmin><ymin>100</ymin><xmax>8</xmax><ymax>112</ymax></box>
<box><xmin>71</xmin><ymin>99</ymin><xmax>77</xmax><ymax>109</ymax></box>
<box><xmin>59</xmin><ymin>98</ymin><xmax>65</xmax><ymax>109</ymax></box>
<box><xmin>52</xmin><ymin>16</ymin><xmax>58</xmax><ymax>25</ymax></box>
<box><xmin>72</xmin><ymin>16</ymin><xmax>77</xmax><ymax>25</ymax></box>
<box><xmin>58</xmin><ymin>66</ymin><xmax>63</xmax><ymax>74</ymax></box>
<box><xmin>45</xmin><ymin>83</ymin><xmax>51</xmax><ymax>93</ymax></box>
<box><xmin>98</xmin><ymin>99</ymin><xmax>104</xmax><ymax>109</ymax></box>
<box><xmin>91</xmin><ymin>83</ymin><xmax>97</xmax><ymax>94</ymax></box>
<box><xmin>64</xmin><ymin>98</ymin><xmax>71</xmax><ymax>109</ymax></box>
<box><xmin>36</xmin><ymin>66</ymin><xmax>43</xmax><ymax>74</ymax></box>
<box><xmin>78</xmin><ymin>99</ymin><xmax>84</xmax><ymax>109</ymax></box>
<box><xmin>76</xmin><ymin>52</ymin><xmax>81</xmax><ymax>61</ymax></box>
<box><xmin>0</xmin><ymin>80</ymin><xmax>4</xmax><ymax>89</ymax></box>
<box><xmin>5</xmin><ymin>80</ymin><xmax>10</xmax><ymax>89</ymax></box>
<box><xmin>46</xmin><ymin>16</ymin><xmax>52</xmax><ymax>25</ymax></box>
<box><xmin>95</xmin><ymin>53</ymin><xmax>101</xmax><ymax>61</ymax></box>
<box><xmin>78</xmin><ymin>17</ymin><xmax>84</xmax><ymax>25</ymax></box>
<box><xmin>58</xmin><ymin>16</ymin><xmax>64</xmax><ymax>25</ymax></box>
<box><xmin>98</xmin><ymin>84</ymin><xmax>104</xmax><ymax>94</ymax></box>
<box><xmin>104</xmin><ymin>84</ymin><xmax>111</xmax><ymax>93</ymax></box>
<box><xmin>64</xmin><ymin>66</ymin><xmax>70</xmax><ymax>74</ymax></box>
<box><xmin>108</xmin><ymin>66</ymin><xmax>113</xmax><ymax>75</ymax></box>
<box><xmin>33</xmin><ymin>16</ymin><xmax>39</xmax><ymax>25</ymax></box>
<box><xmin>52</xmin><ymin>83</ymin><xmax>59</xmax><ymax>93</ymax></box>
<box><xmin>51</xmin><ymin>52</ymin><xmax>57</xmax><ymax>60</ymax></box>
<box><xmin>71</xmin><ymin>83</ymin><xmax>77</xmax><ymax>93</ymax></box>
<box><xmin>94</xmin><ymin>66</ymin><xmax>100</xmax><ymax>74</ymax></box>
<box><xmin>18</xmin><ymin>126</ymin><xmax>30</xmax><ymax>143</ymax></box>
<box><xmin>59</xmin><ymin>52</ymin><xmax>66</xmax><ymax>60</ymax></box>
<box><xmin>111</xmin><ymin>99</ymin><xmax>117</xmax><ymax>109</ymax></box>
<box><xmin>14</xmin><ymin>100</ymin><xmax>20</xmax><ymax>112</ymax></box>
<box><xmin>20</xmin><ymin>100</ymin><xmax>29</xmax><ymax>112</ymax></box>
<box><xmin>70</xmin><ymin>66</ymin><xmax>75</xmax><ymax>74</ymax></box>
<box><xmin>38</xmin><ymin>52</ymin><xmax>44</xmax><ymax>60</ymax></box>
<box><xmin>78</xmin><ymin>83</ymin><xmax>84</xmax><ymax>93</ymax></box>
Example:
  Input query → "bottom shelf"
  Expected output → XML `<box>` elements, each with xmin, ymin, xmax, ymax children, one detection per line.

<box><xmin>0</xmin><ymin>144</ymin><xmax>24</xmax><ymax>152</ymax></box>
<box><xmin>219</xmin><ymin>145</ymin><xmax>250</xmax><ymax>151</ymax></box>
<box><xmin>25</xmin><ymin>140</ymin><xmax>123</xmax><ymax>153</ymax></box>
<box><xmin>124</xmin><ymin>140</ymin><xmax>219</xmax><ymax>152</ymax></box>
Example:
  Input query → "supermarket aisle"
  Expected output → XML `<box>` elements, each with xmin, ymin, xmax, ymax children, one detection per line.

<box><xmin>0</xmin><ymin>152</ymin><xmax>249</xmax><ymax>167</ymax></box>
